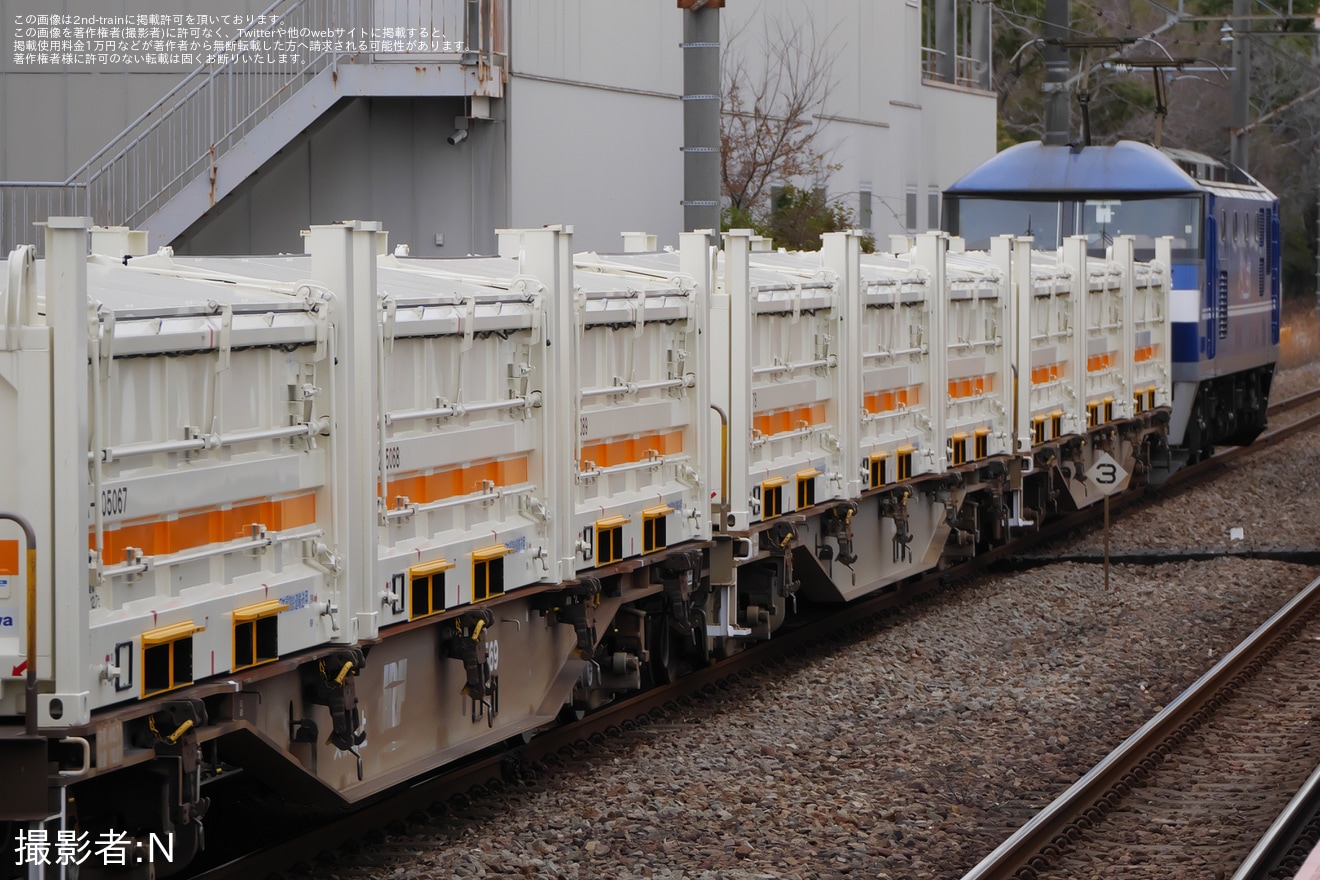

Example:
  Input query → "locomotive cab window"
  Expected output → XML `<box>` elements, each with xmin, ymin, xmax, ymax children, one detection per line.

<box><xmin>1079</xmin><ymin>197</ymin><xmax>1201</xmax><ymax>259</ymax></box>
<box><xmin>947</xmin><ymin>197</ymin><xmax>1062</xmax><ymax>250</ymax></box>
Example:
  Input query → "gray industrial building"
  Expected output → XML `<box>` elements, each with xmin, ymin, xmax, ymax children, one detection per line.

<box><xmin>0</xmin><ymin>0</ymin><xmax>996</xmax><ymax>255</ymax></box>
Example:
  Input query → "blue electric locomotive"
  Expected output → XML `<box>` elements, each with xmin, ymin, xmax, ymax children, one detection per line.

<box><xmin>943</xmin><ymin>140</ymin><xmax>1280</xmax><ymax>469</ymax></box>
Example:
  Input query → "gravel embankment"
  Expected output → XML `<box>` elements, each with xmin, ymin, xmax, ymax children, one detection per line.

<box><xmin>1272</xmin><ymin>360</ymin><xmax>1320</xmax><ymax>401</ymax></box>
<box><xmin>373</xmin><ymin>558</ymin><xmax>1311</xmax><ymax>880</ymax></box>
<box><xmin>303</xmin><ymin>365</ymin><xmax>1320</xmax><ymax>880</ymax></box>
<box><xmin>1059</xmin><ymin>403</ymin><xmax>1320</xmax><ymax>556</ymax></box>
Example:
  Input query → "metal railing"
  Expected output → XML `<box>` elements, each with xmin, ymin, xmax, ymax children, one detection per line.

<box><xmin>920</xmin><ymin>46</ymin><xmax>988</xmax><ymax>89</ymax></box>
<box><xmin>0</xmin><ymin>0</ymin><xmax>503</xmax><ymax>254</ymax></box>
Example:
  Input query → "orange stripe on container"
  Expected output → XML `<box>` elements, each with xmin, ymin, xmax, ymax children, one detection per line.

<box><xmin>578</xmin><ymin>432</ymin><xmax>683</xmax><ymax>468</ymax></box>
<box><xmin>753</xmin><ymin>404</ymin><xmax>830</xmax><ymax>432</ymax></box>
<box><xmin>580</xmin><ymin>443</ymin><xmax>606</xmax><ymax>470</ymax></box>
<box><xmin>385</xmin><ymin>476</ymin><xmax>422</xmax><ymax>503</ymax></box>
<box><xmin>461</xmin><ymin>462</ymin><xmax>497</xmax><ymax>492</ymax></box>
<box><xmin>497</xmin><ymin>456</ymin><xmax>529</xmax><ymax>486</ymax></box>
<box><xmin>92</xmin><ymin>492</ymin><xmax>318</xmax><ymax>565</ymax></box>
<box><xmin>0</xmin><ymin>539</ymin><xmax>19</xmax><ymax>575</ymax></box>
<box><xmin>423</xmin><ymin>469</ymin><xmax>460</xmax><ymax>500</ymax></box>
<box><xmin>949</xmin><ymin>375</ymin><xmax>992</xmax><ymax>399</ymax></box>
<box><xmin>864</xmin><ymin>387</ymin><xmax>921</xmax><ymax>414</ymax></box>
<box><xmin>1088</xmin><ymin>352</ymin><xmax>1118</xmax><ymax>372</ymax></box>
<box><xmin>605</xmin><ymin>440</ymin><xmax>631</xmax><ymax>467</ymax></box>
<box><xmin>167</xmin><ymin>511</ymin><xmax>214</xmax><ymax>553</ymax></box>
<box><xmin>1035</xmin><ymin>364</ymin><xmax>1058</xmax><ymax>383</ymax></box>
<box><xmin>386</xmin><ymin>456</ymin><xmax>532</xmax><ymax>500</ymax></box>
<box><xmin>273</xmin><ymin>493</ymin><xmax>317</xmax><ymax>530</ymax></box>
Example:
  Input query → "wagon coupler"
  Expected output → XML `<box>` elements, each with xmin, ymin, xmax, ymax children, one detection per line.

<box><xmin>303</xmin><ymin>647</ymin><xmax>367</xmax><ymax>779</ymax></box>
<box><xmin>441</xmin><ymin>610</ymin><xmax>499</xmax><ymax>727</ymax></box>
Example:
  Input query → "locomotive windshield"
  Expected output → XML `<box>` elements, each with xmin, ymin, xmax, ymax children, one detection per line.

<box><xmin>946</xmin><ymin>194</ymin><xmax>1203</xmax><ymax>260</ymax></box>
<box><xmin>950</xmin><ymin>198</ymin><xmax>1062</xmax><ymax>250</ymax></box>
<box><xmin>1079</xmin><ymin>196</ymin><xmax>1201</xmax><ymax>257</ymax></box>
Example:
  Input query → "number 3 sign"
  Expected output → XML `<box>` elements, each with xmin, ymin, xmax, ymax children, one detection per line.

<box><xmin>1085</xmin><ymin>452</ymin><xmax>1129</xmax><ymax>495</ymax></box>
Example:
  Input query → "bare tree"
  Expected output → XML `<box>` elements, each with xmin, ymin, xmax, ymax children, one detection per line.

<box><xmin>720</xmin><ymin>16</ymin><xmax>837</xmax><ymax>221</ymax></box>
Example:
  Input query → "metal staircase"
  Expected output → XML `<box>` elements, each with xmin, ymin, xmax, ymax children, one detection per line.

<box><xmin>0</xmin><ymin>0</ymin><xmax>504</xmax><ymax>253</ymax></box>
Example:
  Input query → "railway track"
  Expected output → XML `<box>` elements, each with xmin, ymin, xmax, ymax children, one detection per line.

<box><xmin>1271</xmin><ymin>387</ymin><xmax>1320</xmax><ymax>416</ymax></box>
<box><xmin>959</xmin><ymin>571</ymin><xmax>1320</xmax><ymax>880</ymax></box>
<box><xmin>1234</xmin><ymin>762</ymin><xmax>1320</xmax><ymax>879</ymax></box>
<box><xmin>188</xmin><ymin>397</ymin><xmax>1320</xmax><ymax>880</ymax></box>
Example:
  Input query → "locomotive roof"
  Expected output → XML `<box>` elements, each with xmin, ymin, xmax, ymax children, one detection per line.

<box><xmin>946</xmin><ymin>140</ymin><xmax>1202</xmax><ymax>196</ymax></box>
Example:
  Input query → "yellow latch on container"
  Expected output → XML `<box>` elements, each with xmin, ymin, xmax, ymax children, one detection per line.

<box><xmin>232</xmin><ymin>599</ymin><xmax>290</xmax><ymax>622</ymax></box>
<box><xmin>141</xmin><ymin>621</ymin><xmax>204</xmax><ymax>647</ymax></box>
<box><xmin>410</xmin><ymin>557</ymin><xmax>457</xmax><ymax>578</ymax></box>
<box><xmin>472</xmin><ymin>543</ymin><xmax>513</xmax><ymax>562</ymax></box>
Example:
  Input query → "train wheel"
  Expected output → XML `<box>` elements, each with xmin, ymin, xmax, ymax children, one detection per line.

<box><xmin>689</xmin><ymin>607</ymin><xmax>712</xmax><ymax>667</ymax></box>
<box><xmin>648</xmin><ymin>612</ymin><xmax>681</xmax><ymax>685</ymax></box>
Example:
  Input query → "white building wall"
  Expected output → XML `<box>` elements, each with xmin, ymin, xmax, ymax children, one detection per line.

<box><xmin>0</xmin><ymin>0</ymin><xmax>268</xmax><ymax>181</ymax></box>
<box><xmin>2</xmin><ymin>0</ymin><xmax>995</xmax><ymax>254</ymax></box>
<box><xmin>507</xmin><ymin>0</ymin><xmax>684</xmax><ymax>251</ymax></box>
<box><xmin>716</xmin><ymin>0</ymin><xmax>995</xmax><ymax>242</ymax></box>
<box><xmin>920</xmin><ymin>79</ymin><xmax>998</xmax><ymax>229</ymax></box>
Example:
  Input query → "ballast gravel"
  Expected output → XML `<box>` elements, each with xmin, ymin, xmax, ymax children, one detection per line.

<box><xmin>352</xmin><ymin>366</ymin><xmax>1320</xmax><ymax>880</ymax></box>
<box><xmin>1271</xmin><ymin>360</ymin><xmax>1320</xmax><ymax>401</ymax></box>
<box><xmin>389</xmin><ymin>561</ymin><xmax>1312</xmax><ymax>880</ymax></box>
<box><xmin>1060</xmin><ymin>398</ymin><xmax>1320</xmax><ymax>557</ymax></box>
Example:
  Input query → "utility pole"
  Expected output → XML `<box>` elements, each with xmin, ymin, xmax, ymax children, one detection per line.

<box><xmin>1043</xmin><ymin>0</ymin><xmax>1071</xmax><ymax>145</ymax></box>
<box><xmin>679</xmin><ymin>0</ymin><xmax>722</xmax><ymax>240</ymax></box>
<box><xmin>1230</xmin><ymin>0</ymin><xmax>1250</xmax><ymax>169</ymax></box>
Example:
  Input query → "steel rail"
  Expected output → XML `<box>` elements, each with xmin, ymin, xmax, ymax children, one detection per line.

<box><xmin>1269</xmin><ymin>387</ymin><xmax>1320</xmax><ymax>415</ymax></box>
<box><xmin>959</xmin><ymin>573</ymin><xmax>1320</xmax><ymax>880</ymax></box>
<box><xmin>1232</xmin><ymin>761</ymin><xmax>1320</xmax><ymax>880</ymax></box>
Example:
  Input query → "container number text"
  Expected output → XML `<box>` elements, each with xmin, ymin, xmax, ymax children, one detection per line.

<box><xmin>101</xmin><ymin>487</ymin><xmax>129</xmax><ymax>518</ymax></box>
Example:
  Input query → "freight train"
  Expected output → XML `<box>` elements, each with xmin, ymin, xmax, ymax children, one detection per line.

<box><xmin>943</xmin><ymin>140</ymin><xmax>1281</xmax><ymax>472</ymax></box>
<box><xmin>0</xmin><ymin>218</ymin><xmax>1175</xmax><ymax>876</ymax></box>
